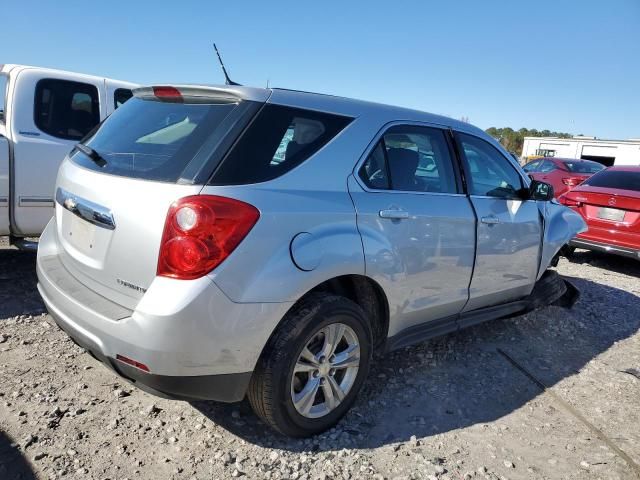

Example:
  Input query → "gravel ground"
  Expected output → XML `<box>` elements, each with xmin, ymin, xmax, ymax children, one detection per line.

<box><xmin>1</xmin><ymin>241</ymin><xmax>639</xmax><ymax>480</ymax></box>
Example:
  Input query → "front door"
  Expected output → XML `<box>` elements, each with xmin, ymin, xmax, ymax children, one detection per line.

<box><xmin>349</xmin><ymin>124</ymin><xmax>476</xmax><ymax>337</ymax></box>
<box><xmin>455</xmin><ymin>132</ymin><xmax>542</xmax><ymax>311</ymax></box>
<box><xmin>10</xmin><ymin>69</ymin><xmax>104</xmax><ymax>235</ymax></box>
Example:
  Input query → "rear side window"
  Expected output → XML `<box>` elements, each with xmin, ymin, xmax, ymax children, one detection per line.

<box><xmin>210</xmin><ymin>104</ymin><xmax>352</xmax><ymax>185</ymax></box>
<box><xmin>114</xmin><ymin>88</ymin><xmax>133</xmax><ymax>109</ymax></box>
<box><xmin>564</xmin><ymin>161</ymin><xmax>604</xmax><ymax>174</ymax></box>
<box><xmin>71</xmin><ymin>96</ymin><xmax>238</xmax><ymax>182</ymax></box>
<box><xmin>582</xmin><ymin>170</ymin><xmax>640</xmax><ymax>192</ymax></box>
<box><xmin>359</xmin><ymin>125</ymin><xmax>458</xmax><ymax>193</ymax></box>
<box><xmin>34</xmin><ymin>79</ymin><xmax>100</xmax><ymax>140</ymax></box>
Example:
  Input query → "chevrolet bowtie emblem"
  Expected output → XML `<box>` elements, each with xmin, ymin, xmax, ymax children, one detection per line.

<box><xmin>64</xmin><ymin>197</ymin><xmax>77</xmax><ymax>210</ymax></box>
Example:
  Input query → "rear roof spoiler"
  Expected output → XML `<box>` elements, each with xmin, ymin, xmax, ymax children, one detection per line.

<box><xmin>133</xmin><ymin>85</ymin><xmax>270</xmax><ymax>104</ymax></box>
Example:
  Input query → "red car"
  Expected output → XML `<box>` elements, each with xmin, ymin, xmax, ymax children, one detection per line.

<box><xmin>558</xmin><ymin>166</ymin><xmax>640</xmax><ymax>259</ymax></box>
<box><xmin>523</xmin><ymin>157</ymin><xmax>605</xmax><ymax>197</ymax></box>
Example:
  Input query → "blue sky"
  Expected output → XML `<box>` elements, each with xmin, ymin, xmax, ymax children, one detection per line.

<box><xmin>2</xmin><ymin>0</ymin><xmax>639</xmax><ymax>139</ymax></box>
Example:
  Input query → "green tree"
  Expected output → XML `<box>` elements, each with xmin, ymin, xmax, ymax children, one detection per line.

<box><xmin>484</xmin><ymin>127</ymin><xmax>573</xmax><ymax>156</ymax></box>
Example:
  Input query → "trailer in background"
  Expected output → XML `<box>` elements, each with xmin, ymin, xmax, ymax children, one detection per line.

<box><xmin>522</xmin><ymin>136</ymin><xmax>640</xmax><ymax>167</ymax></box>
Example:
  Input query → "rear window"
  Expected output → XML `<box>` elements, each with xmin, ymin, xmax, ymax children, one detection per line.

<box><xmin>71</xmin><ymin>97</ymin><xmax>239</xmax><ymax>182</ymax></box>
<box><xmin>582</xmin><ymin>170</ymin><xmax>640</xmax><ymax>192</ymax></box>
<box><xmin>564</xmin><ymin>160</ymin><xmax>604</xmax><ymax>174</ymax></box>
<box><xmin>209</xmin><ymin>104</ymin><xmax>352</xmax><ymax>185</ymax></box>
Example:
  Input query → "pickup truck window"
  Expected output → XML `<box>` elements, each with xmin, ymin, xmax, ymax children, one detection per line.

<box><xmin>34</xmin><ymin>79</ymin><xmax>100</xmax><ymax>140</ymax></box>
<box><xmin>114</xmin><ymin>88</ymin><xmax>133</xmax><ymax>109</ymax></box>
<box><xmin>0</xmin><ymin>74</ymin><xmax>7</xmax><ymax>123</ymax></box>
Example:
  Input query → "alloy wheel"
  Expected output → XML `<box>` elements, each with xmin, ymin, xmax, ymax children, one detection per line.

<box><xmin>290</xmin><ymin>322</ymin><xmax>361</xmax><ymax>419</ymax></box>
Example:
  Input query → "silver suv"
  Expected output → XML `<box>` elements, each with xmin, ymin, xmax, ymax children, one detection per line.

<box><xmin>37</xmin><ymin>85</ymin><xmax>585</xmax><ymax>437</ymax></box>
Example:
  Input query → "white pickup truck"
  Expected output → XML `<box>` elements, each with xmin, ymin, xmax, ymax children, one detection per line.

<box><xmin>0</xmin><ymin>64</ymin><xmax>137</xmax><ymax>248</ymax></box>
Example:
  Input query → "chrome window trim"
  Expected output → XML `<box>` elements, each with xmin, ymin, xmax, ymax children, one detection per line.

<box><xmin>352</xmin><ymin>120</ymin><xmax>464</xmax><ymax>196</ymax></box>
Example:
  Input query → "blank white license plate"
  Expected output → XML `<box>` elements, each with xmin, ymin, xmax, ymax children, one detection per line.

<box><xmin>69</xmin><ymin>214</ymin><xmax>96</xmax><ymax>250</ymax></box>
<box><xmin>597</xmin><ymin>207</ymin><xmax>625</xmax><ymax>222</ymax></box>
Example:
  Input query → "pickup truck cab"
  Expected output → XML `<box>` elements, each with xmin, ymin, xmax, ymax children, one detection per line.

<box><xmin>0</xmin><ymin>64</ymin><xmax>137</xmax><ymax>246</ymax></box>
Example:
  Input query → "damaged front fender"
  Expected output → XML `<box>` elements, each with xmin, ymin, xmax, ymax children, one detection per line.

<box><xmin>538</xmin><ymin>200</ymin><xmax>587</xmax><ymax>279</ymax></box>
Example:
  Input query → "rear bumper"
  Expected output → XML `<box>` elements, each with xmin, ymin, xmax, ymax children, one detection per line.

<box><xmin>36</xmin><ymin>220</ymin><xmax>293</xmax><ymax>402</ymax></box>
<box><xmin>569</xmin><ymin>237</ymin><xmax>640</xmax><ymax>260</ymax></box>
<box><xmin>46</xmin><ymin>301</ymin><xmax>251</xmax><ymax>402</ymax></box>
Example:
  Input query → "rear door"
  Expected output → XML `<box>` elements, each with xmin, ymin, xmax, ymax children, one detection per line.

<box><xmin>11</xmin><ymin>69</ymin><xmax>105</xmax><ymax>235</ymax></box>
<box><xmin>455</xmin><ymin>132</ymin><xmax>542</xmax><ymax>312</ymax></box>
<box><xmin>349</xmin><ymin>124</ymin><xmax>475</xmax><ymax>337</ymax></box>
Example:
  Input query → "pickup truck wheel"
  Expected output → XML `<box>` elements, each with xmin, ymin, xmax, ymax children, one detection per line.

<box><xmin>248</xmin><ymin>293</ymin><xmax>372</xmax><ymax>437</ymax></box>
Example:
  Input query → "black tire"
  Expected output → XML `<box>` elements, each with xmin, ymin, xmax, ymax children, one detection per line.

<box><xmin>247</xmin><ymin>293</ymin><xmax>372</xmax><ymax>437</ymax></box>
<box><xmin>560</xmin><ymin>245</ymin><xmax>576</xmax><ymax>259</ymax></box>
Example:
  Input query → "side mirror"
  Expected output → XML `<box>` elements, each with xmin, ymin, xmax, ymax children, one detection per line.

<box><xmin>529</xmin><ymin>180</ymin><xmax>554</xmax><ymax>201</ymax></box>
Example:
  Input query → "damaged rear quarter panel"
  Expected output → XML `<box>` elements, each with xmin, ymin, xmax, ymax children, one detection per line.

<box><xmin>538</xmin><ymin>201</ymin><xmax>587</xmax><ymax>279</ymax></box>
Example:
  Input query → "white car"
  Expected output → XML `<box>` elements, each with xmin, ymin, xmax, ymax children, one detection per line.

<box><xmin>0</xmin><ymin>64</ymin><xmax>137</xmax><ymax>248</ymax></box>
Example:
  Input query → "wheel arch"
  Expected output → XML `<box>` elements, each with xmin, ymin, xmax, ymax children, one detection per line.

<box><xmin>260</xmin><ymin>274</ymin><xmax>390</xmax><ymax>358</ymax></box>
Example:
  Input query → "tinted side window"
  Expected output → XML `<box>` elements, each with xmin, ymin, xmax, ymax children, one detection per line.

<box><xmin>359</xmin><ymin>141</ymin><xmax>390</xmax><ymax>189</ymax></box>
<box><xmin>383</xmin><ymin>126</ymin><xmax>458</xmax><ymax>193</ymax></box>
<box><xmin>210</xmin><ymin>104</ymin><xmax>352</xmax><ymax>185</ymax></box>
<box><xmin>114</xmin><ymin>88</ymin><xmax>133</xmax><ymax>109</ymax></box>
<box><xmin>457</xmin><ymin>133</ymin><xmax>524</xmax><ymax>198</ymax></box>
<box><xmin>34</xmin><ymin>79</ymin><xmax>100</xmax><ymax>140</ymax></box>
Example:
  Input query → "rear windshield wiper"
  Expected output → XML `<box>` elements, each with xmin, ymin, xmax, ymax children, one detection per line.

<box><xmin>75</xmin><ymin>143</ymin><xmax>108</xmax><ymax>168</ymax></box>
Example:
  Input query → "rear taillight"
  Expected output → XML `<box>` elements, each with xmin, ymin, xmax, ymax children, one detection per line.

<box><xmin>562</xmin><ymin>176</ymin><xmax>583</xmax><ymax>187</ymax></box>
<box><xmin>558</xmin><ymin>195</ymin><xmax>582</xmax><ymax>207</ymax></box>
<box><xmin>157</xmin><ymin>195</ymin><xmax>260</xmax><ymax>280</ymax></box>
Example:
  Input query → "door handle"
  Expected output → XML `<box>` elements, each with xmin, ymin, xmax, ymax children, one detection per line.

<box><xmin>379</xmin><ymin>209</ymin><xmax>409</xmax><ymax>220</ymax></box>
<box><xmin>480</xmin><ymin>215</ymin><xmax>501</xmax><ymax>225</ymax></box>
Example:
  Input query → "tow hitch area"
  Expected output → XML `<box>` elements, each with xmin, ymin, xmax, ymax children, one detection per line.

<box><xmin>527</xmin><ymin>270</ymin><xmax>580</xmax><ymax>311</ymax></box>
